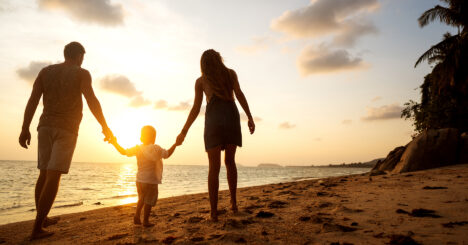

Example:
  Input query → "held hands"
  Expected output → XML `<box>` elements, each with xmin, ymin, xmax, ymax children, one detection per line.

<box><xmin>176</xmin><ymin>132</ymin><xmax>185</xmax><ymax>146</ymax></box>
<box><xmin>248</xmin><ymin>118</ymin><xmax>255</xmax><ymax>134</ymax></box>
<box><xmin>102</xmin><ymin>126</ymin><xmax>114</xmax><ymax>143</ymax></box>
<box><xmin>19</xmin><ymin>129</ymin><xmax>31</xmax><ymax>149</ymax></box>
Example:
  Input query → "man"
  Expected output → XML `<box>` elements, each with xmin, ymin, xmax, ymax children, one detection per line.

<box><xmin>18</xmin><ymin>42</ymin><xmax>113</xmax><ymax>239</ymax></box>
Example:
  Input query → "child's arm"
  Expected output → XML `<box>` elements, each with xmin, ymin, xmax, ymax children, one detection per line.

<box><xmin>165</xmin><ymin>143</ymin><xmax>177</xmax><ymax>158</ymax></box>
<box><xmin>109</xmin><ymin>137</ymin><xmax>127</xmax><ymax>156</ymax></box>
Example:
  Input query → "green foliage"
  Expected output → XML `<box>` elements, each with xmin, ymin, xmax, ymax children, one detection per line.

<box><xmin>403</xmin><ymin>0</ymin><xmax>468</xmax><ymax>134</ymax></box>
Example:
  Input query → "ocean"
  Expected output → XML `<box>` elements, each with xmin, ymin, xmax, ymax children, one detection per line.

<box><xmin>0</xmin><ymin>160</ymin><xmax>370</xmax><ymax>225</ymax></box>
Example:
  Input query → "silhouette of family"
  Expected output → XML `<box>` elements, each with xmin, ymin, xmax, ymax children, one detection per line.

<box><xmin>19</xmin><ymin>42</ymin><xmax>255</xmax><ymax>239</ymax></box>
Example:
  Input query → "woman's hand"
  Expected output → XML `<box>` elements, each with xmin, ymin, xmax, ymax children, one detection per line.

<box><xmin>248</xmin><ymin>118</ymin><xmax>255</xmax><ymax>134</ymax></box>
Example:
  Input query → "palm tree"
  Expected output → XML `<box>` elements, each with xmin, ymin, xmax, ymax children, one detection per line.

<box><xmin>415</xmin><ymin>0</ymin><xmax>467</xmax><ymax>68</ymax></box>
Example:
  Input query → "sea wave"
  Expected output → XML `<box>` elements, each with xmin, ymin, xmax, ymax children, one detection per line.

<box><xmin>54</xmin><ymin>201</ymin><xmax>83</xmax><ymax>208</ymax></box>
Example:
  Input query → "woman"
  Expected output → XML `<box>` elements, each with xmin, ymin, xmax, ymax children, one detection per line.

<box><xmin>177</xmin><ymin>49</ymin><xmax>255</xmax><ymax>221</ymax></box>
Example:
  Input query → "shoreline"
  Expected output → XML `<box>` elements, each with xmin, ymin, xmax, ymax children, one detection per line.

<box><xmin>0</xmin><ymin>164</ymin><xmax>467</xmax><ymax>244</ymax></box>
<box><xmin>0</xmin><ymin>167</ymin><xmax>370</xmax><ymax>226</ymax></box>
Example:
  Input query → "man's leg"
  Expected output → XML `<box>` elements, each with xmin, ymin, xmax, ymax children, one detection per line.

<box><xmin>34</xmin><ymin>170</ymin><xmax>59</xmax><ymax>228</ymax></box>
<box><xmin>143</xmin><ymin>185</ymin><xmax>157</xmax><ymax>227</ymax></box>
<box><xmin>31</xmin><ymin>170</ymin><xmax>62</xmax><ymax>239</ymax></box>
<box><xmin>34</xmin><ymin>170</ymin><xmax>47</xmax><ymax>211</ymax></box>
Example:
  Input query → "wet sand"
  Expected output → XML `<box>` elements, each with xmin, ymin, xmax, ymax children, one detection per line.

<box><xmin>0</xmin><ymin>164</ymin><xmax>467</xmax><ymax>244</ymax></box>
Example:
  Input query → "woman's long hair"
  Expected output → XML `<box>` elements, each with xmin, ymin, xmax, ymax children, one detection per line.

<box><xmin>200</xmin><ymin>49</ymin><xmax>234</xmax><ymax>101</ymax></box>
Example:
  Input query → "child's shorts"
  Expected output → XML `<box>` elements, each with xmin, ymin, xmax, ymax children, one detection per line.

<box><xmin>136</xmin><ymin>182</ymin><xmax>158</xmax><ymax>206</ymax></box>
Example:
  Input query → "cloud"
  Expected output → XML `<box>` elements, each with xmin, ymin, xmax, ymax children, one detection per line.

<box><xmin>168</xmin><ymin>101</ymin><xmax>191</xmax><ymax>111</ymax></box>
<box><xmin>154</xmin><ymin>100</ymin><xmax>168</xmax><ymax>109</ymax></box>
<box><xmin>38</xmin><ymin>0</ymin><xmax>124</xmax><ymax>26</ymax></box>
<box><xmin>100</xmin><ymin>75</ymin><xmax>141</xmax><ymax>98</ymax></box>
<box><xmin>129</xmin><ymin>95</ymin><xmax>151</xmax><ymax>108</ymax></box>
<box><xmin>17</xmin><ymin>61</ymin><xmax>52</xmax><ymax>82</ymax></box>
<box><xmin>362</xmin><ymin>103</ymin><xmax>403</xmax><ymax>121</ymax></box>
<box><xmin>271</xmin><ymin>0</ymin><xmax>378</xmax><ymax>41</ymax></box>
<box><xmin>240</xmin><ymin>112</ymin><xmax>262</xmax><ymax>122</ymax></box>
<box><xmin>371</xmin><ymin>96</ymin><xmax>382</xmax><ymax>102</ymax></box>
<box><xmin>297</xmin><ymin>45</ymin><xmax>364</xmax><ymax>75</ymax></box>
<box><xmin>236</xmin><ymin>36</ymin><xmax>271</xmax><ymax>54</ymax></box>
<box><xmin>342</xmin><ymin>119</ymin><xmax>352</xmax><ymax>125</ymax></box>
<box><xmin>279</xmin><ymin>121</ymin><xmax>296</xmax><ymax>129</ymax></box>
<box><xmin>332</xmin><ymin>20</ymin><xmax>378</xmax><ymax>47</ymax></box>
<box><xmin>314</xmin><ymin>137</ymin><xmax>322</xmax><ymax>142</ymax></box>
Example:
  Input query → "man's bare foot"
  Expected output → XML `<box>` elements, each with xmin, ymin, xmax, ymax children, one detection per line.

<box><xmin>231</xmin><ymin>205</ymin><xmax>238</xmax><ymax>213</ymax></box>
<box><xmin>43</xmin><ymin>217</ymin><xmax>60</xmax><ymax>227</ymax></box>
<box><xmin>30</xmin><ymin>229</ymin><xmax>54</xmax><ymax>240</ymax></box>
<box><xmin>143</xmin><ymin>222</ymin><xmax>155</xmax><ymax>227</ymax></box>
<box><xmin>134</xmin><ymin>215</ymin><xmax>141</xmax><ymax>225</ymax></box>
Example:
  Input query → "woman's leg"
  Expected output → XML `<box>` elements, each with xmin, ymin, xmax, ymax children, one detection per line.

<box><xmin>224</xmin><ymin>144</ymin><xmax>238</xmax><ymax>212</ymax></box>
<box><xmin>207</xmin><ymin>146</ymin><xmax>222</xmax><ymax>221</ymax></box>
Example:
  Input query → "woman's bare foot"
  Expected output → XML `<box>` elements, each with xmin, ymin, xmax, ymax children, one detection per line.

<box><xmin>143</xmin><ymin>222</ymin><xmax>155</xmax><ymax>227</ymax></box>
<box><xmin>30</xmin><ymin>229</ymin><xmax>54</xmax><ymax>240</ymax></box>
<box><xmin>210</xmin><ymin>211</ymin><xmax>219</xmax><ymax>222</ymax></box>
<box><xmin>134</xmin><ymin>215</ymin><xmax>141</xmax><ymax>225</ymax></box>
<box><xmin>43</xmin><ymin>217</ymin><xmax>60</xmax><ymax>227</ymax></box>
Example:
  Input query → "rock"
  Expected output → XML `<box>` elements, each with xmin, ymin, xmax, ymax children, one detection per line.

<box><xmin>256</xmin><ymin>211</ymin><xmax>274</xmax><ymax>218</ymax></box>
<box><xmin>372</xmin><ymin>146</ymin><xmax>406</xmax><ymax>172</ymax></box>
<box><xmin>107</xmin><ymin>233</ymin><xmax>128</xmax><ymax>241</ymax></box>
<box><xmin>388</xmin><ymin>234</ymin><xmax>421</xmax><ymax>245</ymax></box>
<box><xmin>320</xmin><ymin>223</ymin><xmax>357</xmax><ymax>233</ymax></box>
<box><xmin>299</xmin><ymin>216</ymin><xmax>311</xmax><ymax>221</ymax></box>
<box><xmin>190</xmin><ymin>237</ymin><xmax>204</xmax><ymax>242</ymax></box>
<box><xmin>422</xmin><ymin>186</ymin><xmax>448</xmax><ymax>190</ymax></box>
<box><xmin>79</xmin><ymin>217</ymin><xmax>86</xmax><ymax>221</ymax></box>
<box><xmin>396</xmin><ymin>208</ymin><xmax>441</xmax><ymax>218</ymax></box>
<box><xmin>93</xmin><ymin>202</ymin><xmax>102</xmax><ymax>205</ymax></box>
<box><xmin>187</xmin><ymin>216</ymin><xmax>204</xmax><ymax>223</ymax></box>
<box><xmin>393</xmin><ymin>128</ymin><xmax>459</xmax><ymax>173</ymax></box>
<box><xmin>459</xmin><ymin>132</ymin><xmax>468</xmax><ymax>163</ymax></box>
<box><xmin>268</xmin><ymin>200</ymin><xmax>288</xmax><ymax>208</ymax></box>
<box><xmin>369</xmin><ymin>170</ymin><xmax>386</xmax><ymax>176</ymax></box>
<box><xmin>442</xmin><ymin>221</ymin><xmax>468</xmax><ymax>228</ymax></box>
<box><xmin>162</xmin><ymin>236</ymin><xmax>176</xmax><ymax>244</ymax></box>
<box><xmin>224</xmin><ymin>219</ymin><xmax>244</xmax><ymax>229</ymax></box>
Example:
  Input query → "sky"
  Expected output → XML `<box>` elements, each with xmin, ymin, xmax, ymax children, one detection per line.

<box><xmin>0</xmin><ymin>0</ymin><xmax>453</xmax><ymax>166</ymax></box>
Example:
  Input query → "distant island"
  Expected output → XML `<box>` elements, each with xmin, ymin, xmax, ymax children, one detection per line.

<box><xmin>313</xmin><ymin>158</ymin><xmax>383</xmax><ymax>168</ymax></box>
<box><xmin>257</xmin><ymin>163</ymin><xmax>283</xmax><ymax>168</ymax></box>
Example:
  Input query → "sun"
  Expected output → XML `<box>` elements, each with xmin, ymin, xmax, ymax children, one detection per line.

<box><xmin>108</xmin><ymin>110</ymin><xmax>152</xmax><ymax>149</ymax></box>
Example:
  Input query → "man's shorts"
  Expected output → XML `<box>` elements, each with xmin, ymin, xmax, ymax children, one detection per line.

<box><xmin>136</xmin><ymin>182</ymin><xmax>159</xmax><ymax>206</ymax></box>
<box><xmin>38</xmin><ymin>126</ymin><xmax>78</xmax><ymax>174</ymax></box>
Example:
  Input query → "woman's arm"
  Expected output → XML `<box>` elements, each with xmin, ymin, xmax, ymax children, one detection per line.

<box><xmin>177</xmin><ymin>79</ymin><xmax>204</xmax><ymax>143</ymax></box>
<box><xmin>231</xmin><ymin>70</ymin><xmax>255</xmax><ymax>134</ymax></box>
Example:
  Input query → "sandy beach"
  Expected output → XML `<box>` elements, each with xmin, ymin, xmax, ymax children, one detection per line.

<box><xmin>0</xmin><ymin>164</ymin><xmax>467</xmax><ymax>244</ymax></box>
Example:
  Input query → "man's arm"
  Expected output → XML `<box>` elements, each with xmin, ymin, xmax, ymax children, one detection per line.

<box><xmin>80</xmin><ymin>70</ymin><xmax>113</xmax><ymax>140</ymax></box>
<box><xmin>19</xmin><ymin>70</ymin><xmax>44</xmax><ymax>149</ymax></box>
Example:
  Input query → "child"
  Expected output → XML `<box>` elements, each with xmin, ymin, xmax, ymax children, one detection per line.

<box><xmin>109</xmin><ymin>125</ymin><xmax>180</xmax><ymax>227</ymax></box>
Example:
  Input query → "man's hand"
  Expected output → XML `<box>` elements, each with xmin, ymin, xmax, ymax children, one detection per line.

<box><xmin>19</xmin><ymin>129</ymin><xmax>31</xmax><ymax>149</ymax></box>
<box><xmin>102</xmin><ymin>127</ymin><xmax>114</xmax><ymax>142</ymax></box>
<box><xmin>248</xmin><ymin>118</ymin><xmax>255</xmax><ymax>134</ymax></box>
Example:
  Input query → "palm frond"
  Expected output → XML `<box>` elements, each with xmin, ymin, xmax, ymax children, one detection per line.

<box><xmin>418</xmin><ymin>5</ymin><xmax>459</xmax><ymax>27</ymax></box>
<box><xmin>415</xmin><ymin>34</ymin><xmax>459</xmax><ymax>67</ymax></box>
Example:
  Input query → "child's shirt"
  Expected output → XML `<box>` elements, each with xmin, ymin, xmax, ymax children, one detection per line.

<box><xmin>126</xmin><ymin>144</ymin><xmax>168</xmax><ymax>184</ymax></box>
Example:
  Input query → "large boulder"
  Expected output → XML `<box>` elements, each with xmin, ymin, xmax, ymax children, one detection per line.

<box><xmin>459</xmin><ymin>132</ymin><xmax>468</xmax><ymax>164</ymax></box>
<box><xmin>372</xmin><ymin>146</ymin><xmax>406</xmax><ymax>172</ymax></box>
<box><xmin>392</xmin><ymin>128</ymin><xmax>459</xmax><ymax>173</ymax></box>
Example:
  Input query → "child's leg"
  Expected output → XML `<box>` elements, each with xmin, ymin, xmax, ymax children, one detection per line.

<box><xmin>134</xmin><ymin>182</ymin><xmax>145</xmax><ymax>225</ymax></box>
<box><xmin>143</xmin><ymin>184</ymin><xmax>158</xmax><ymax>227</ymax></box>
